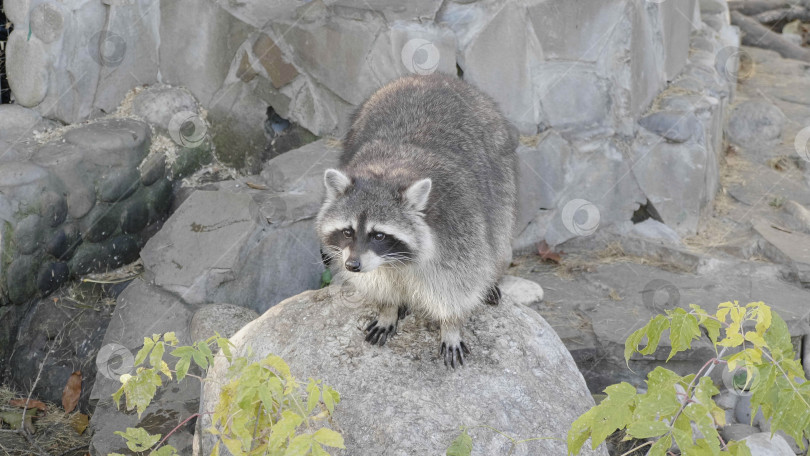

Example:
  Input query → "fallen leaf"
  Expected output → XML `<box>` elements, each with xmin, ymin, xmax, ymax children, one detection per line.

<box><xmin>10</xmin><ymin>398</ymin><xmax>46</xmax><ymax>411</ymax></box>
<box><xmin>537</xmin><ymin>240</ymin><xmax>563</xmax><ymax>264</ymax></box>
<box><xmin>62</xmin><ymin>371</ymin><xmax>82</xmax><ymax>413</ymax></box>
<box><xmin>70</xmin><ymin>413</ymin><xmax>89</xmax><ymax>435</ymax></box>
<box><xmin>0</xmin><ymin>410</ymin><xmax>36</xmax><ymax>434</ymax></box>
<box><xmin>245</xmin><ymin>181</ymin><xmax>268</xmax><ymax>190</ymax></box>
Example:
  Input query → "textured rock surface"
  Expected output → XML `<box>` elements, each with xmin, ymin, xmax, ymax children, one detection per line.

<box><xmin>190</xmin><ymin>303</ymin><xmax>258</xmax><ymax>341</ymax></box>
<box><xmin>198</xmin><ymin>288</ymin><xmax>607</xmax><ymax>456</ymax></box>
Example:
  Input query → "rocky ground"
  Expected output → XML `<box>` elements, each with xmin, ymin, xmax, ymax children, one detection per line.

<box><xmin>507</xmin><ymin>45</ymin><xmax>810</xmax><ymax>453</ymax></box>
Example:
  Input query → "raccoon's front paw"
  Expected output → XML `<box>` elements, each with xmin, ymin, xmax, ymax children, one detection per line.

<box><xmin>365</xmin><ymin>319</ymin><xmax>397</xmax><ymax>346</ymax></box>
<box><xmin>440</xmin><ymin>340</ymin><xmax>470</xmax><ymax>368</ymax></box>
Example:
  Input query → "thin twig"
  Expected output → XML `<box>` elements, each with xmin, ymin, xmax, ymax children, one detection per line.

<box><xmin>619</xmin><ymin>440</ymin><xmax>653</xmax><ymax>456</ymax></box>
<box><xmin>56</xmin><ymin>443</ymin><xmax>89</xmax><ymax>456</ymax></box>
<box><xmin>153</xmin><ymin>412</ymin><xmax>202</xmax><ymax>452</ymax></box>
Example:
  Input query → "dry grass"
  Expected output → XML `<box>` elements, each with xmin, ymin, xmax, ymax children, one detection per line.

<box><xmin>554</xmin><ymin>242</ymin><xmax>691</xmax><ymax>279</ymax></box>
<box><xmin>0</xmin><ymin>385</ymin><xmax>91</xmax><ymax>456</ymax></box>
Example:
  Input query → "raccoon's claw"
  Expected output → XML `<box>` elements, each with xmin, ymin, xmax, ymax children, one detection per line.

<box><xmin>484</xmin><ymin>284</ymin><xmax>502</xmax><ymax>306</ymax></box>
<box><xmin>441</xmin><ymin>341</ymin><xmax>471</xmax><ymax>368</ymax></box>
<box><xmin>365</xmin><ymin>320</ymin><xmax>397</xmax><ymax>346</ymax></box>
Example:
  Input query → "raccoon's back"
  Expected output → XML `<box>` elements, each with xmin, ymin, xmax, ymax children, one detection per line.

<box><xmin>342</xmin><ymin>74</ymin><xmax>517</xmax><ymax>165</ymax></box>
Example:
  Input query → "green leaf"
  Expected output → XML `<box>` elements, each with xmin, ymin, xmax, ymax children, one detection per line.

<box><xmin>446</xmin><ymin>429</ymin><xmax>473</xmax><ymax>456</ymax></box>
<box><xmin>312</xmin><ymin>428</ymin><xmax>345</xmax><ymax>448</ymax></box>
<box><xmin>667</xmin><ymin>308</ymin><xmax>701</xmax><ymax>361</ymax></box>
<box><xmin>268</xmin><ymin>411</ymin><xmax>304</xmax><ymax>449</ymax></box>
<box><xmin>639</xmin><ymin>315</ymin><xmax>669</xmax><ymax>356</ymax></box>
<box><xmin>727</xmin><ymin>439</ymin><xmax>753</xmax><ymax>456</ymax></box>
<box><xmin>311</xmin><ymin>442</ymin><xmax>328</xmax><ymax>456</ymax></box>
<box><xmin>216</xmin><ymin>337</ymin><xmax>233</xmax><ymax>361</ymax></box>
<box><xmin>114</xmin><ymin>427</ymin><xmax>161</xmax><ymax>452</ymax></box>
<box><xmin>590</xmin><ymin>383</ymin><xmax>636</xmax><ymax>448</ymax></box>
<box><xmin>307</xmin><ymin>379</ymin><xmax>320</xmax><ymax>414</ymax></box>
<box><xmin>323</xmin><ymin>386</ymin><xmax>337</xmax><ymax>414</ymax></box>
<box><xmin>625</xmin><ymin>326</ymin><xmax>647</xmax><ymax>363</ymax></box>
<box><xmin>122</xmin><ymin>368</ymin><xmax>163</xmax><ymax>417</ymax></box>
<box><xmin>163</xmin><ymin>332</ymin><xmax>179</xmax><ymax>346</ymax></box>
<box><xmin>626</xmin><ymin>420</ymin><xmax>670</xmax><ymax>439</ymax></box>
<box><xmin>283</xmin><ymin>434</ymin><xmax>312</xmax><ymax>456</ymax></box>
<box><xmin>670</xmin><ymin>414</ymin><xmax>693</xmax><ymax>451</ymax></box>
<box><xmin>135</xmin><ymin>337</ymin><xmax>156</xmax><ymax>367</ymax></box>
<box><xmin>567</xmin><ymin>409</ymin><xmax>594</xmax><ymax>455</ymax></box>
<box><xmin>764</xmin><ymin>312</ymin><xmax>793</xmax><ymax>361</ymax></box>
<box><xmin>151</xmin><ymin>444</ymin><xmax>178</xmax><ymax>456</ymax></box>
<box><xmin>647</xmin><ymin>434</ymin><xmax>671</xmax><ymax>456</ymax></box>
<box><xmin>175</xmin><ymin>356</ymin><xmax>191</xmax><ymax>382</ymax></box>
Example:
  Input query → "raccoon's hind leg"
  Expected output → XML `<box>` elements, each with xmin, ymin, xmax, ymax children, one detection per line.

<box><xmin>484</xmin><ymin>284</ymin><xmax>501</xmax><ymax>306</ymax></box>
<box><xmin>440</xmin><ymin>321</ymin><xmax>470</xmax><ymax>368</ymax></box>
<box><xmin>365</xmin><ymin>305</ymin><xmax>408</xmax><ymax>346</ymax></box>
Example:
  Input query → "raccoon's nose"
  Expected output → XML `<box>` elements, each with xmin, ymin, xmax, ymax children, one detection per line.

<box><xmin>345</xmin><ymin>259</ymin><xmax>361</xmax><ymax>272</ymax></box>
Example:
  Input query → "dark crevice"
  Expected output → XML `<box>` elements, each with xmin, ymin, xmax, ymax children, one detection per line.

<box><xmin>631</xmin><ymin>200</ymin><xmax>664</xmax><ymax>224</ymax></box>
<box><xmin>263</xmin><ymin>106</ymin><xmax>318</xmax><ymax>162</ymax></box>
<box><xmin>456</xmin><ymin>63</ymin><xmax>464</xmax><ymax>79</ymax></box>
<box><xmin>0</xmin><ymin>6</ymin><xmax>12</xmax><ymax>104</ymax></box>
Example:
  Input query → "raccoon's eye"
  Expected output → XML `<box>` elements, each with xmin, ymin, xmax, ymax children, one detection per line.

<box><xmin>371</xmin><ymin>232</ymin><xmax>386</xmax><ymax>241</ymax></box>
<box><xmin>342</xmin><ymin>228</ymin><xmax>353</xmax><ymax>238</ymax></box>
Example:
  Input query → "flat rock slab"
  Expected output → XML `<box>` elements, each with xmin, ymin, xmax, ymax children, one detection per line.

<box><xmin>141</xmin><ymin>190</ymin><xmax>267</xmax><ymax>301</ymax></box>
<box><xmin>198</xmin><ymin>288</ymin><xmax>606</xmax><ymax>456</ymax></box>
<box><xmin>88</xmin><ymin>278</ymin><xmax>198</xmax><ymax>456</ymax></box>
<box><xmin>754</xmin><ymin>218</ymin><xmax>810</xmax><ymax>285</ymax></box>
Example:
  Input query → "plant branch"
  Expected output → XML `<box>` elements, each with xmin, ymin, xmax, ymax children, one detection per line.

<box><xmin>619</xmin><ymin>440</ymin><xmax>653</xmax><ymax>456</ymax></box>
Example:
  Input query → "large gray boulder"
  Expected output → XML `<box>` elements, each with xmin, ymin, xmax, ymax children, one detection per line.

<box><xmin>198</xmin><ymin>286</ymin><xmax>606</xmax><ymax>456</ymax></box>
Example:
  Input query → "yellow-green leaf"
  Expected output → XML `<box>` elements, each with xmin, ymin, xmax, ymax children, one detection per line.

<box><xmin>312</xmin><ymin>428</ymin><xmax>345</xmax><ymax>448</ymax></box>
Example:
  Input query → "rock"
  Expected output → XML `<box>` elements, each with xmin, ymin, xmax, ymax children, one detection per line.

<box><xmin>198</xmin><ymin>289</ymin><xmax>607</xmax><ymax>456</ymax></box>
<box><xmin>40</xmin><ymin>190</ymin><xmax>67</xmax><ymax>227</ymax></box>
<box><xmin>742</xmin><ymin>433</ymin><xmax>795</xmax><ymax>456</ymax></box>
<box><xmin>189</xmin><ymin>303</ymin><xmax>258</xmax><ymax>341</ymax></box>
<box><xmin>141</xmin><ymin>190</ymin><xmax>268</xmax><ymax>302</ymax></box>
<box><xmin>0</xmin><ymin>105</ymin><xmax>47</xmax><ymax>141</ymax></box>
<box><xmin>783</xmin><ymin>200</ymin><xmax>810</xmax><ymax>234</ymax></box>
<box><xmin>64</xmin><ymin>118</ymin><xmax>151</xmax><ymax>167</ymax></box>
<box><xmin>726</xmin><ymin>100</ymin><xmax>786</xmax><ymax>148</ymax></box>
<box><xmin>715</xmin><ymin>390</ymin><xmax>740</xmax><ymax>410</ymax></box>
<box><xmin>0</xmin><ymin>162</ymin><xmax>48</xmax><ymax>187</ymax></box>
<box><xmin>639</xmin><ymin>111</ymin><xmax>700</xmax><ymax>143</ymax></box>
<box><xmin>170</xmin><ymin>143</ymin><xmax>213</xmax><ymax>179</ymax></box>
<box><xmin>45</xmin><ymin>223</ymin><xmax>81</xmax><ymax>260</ymax></box>
<box><xmin>88</xmin><ymin>278</ymin><xmax>197</xmax><ymax>456</ymax></box>
<box><xmin>98</xmin><ymin>167</ymin><xmax>140</xmax><ymax>202</ymax></box>
<box><xmin>132</xmin><ymin>86</ymin><xmax>200</xmax><ymax>131</ymax></box>
<box><xmin>207</xmin><ymin>80</ymin><xmax>269</xmax><ymax>172</ymax></box>
<box><xmin>252</xmin><ymin>33</ymin><xmax>299</xmax><ymax>89</ymax></box>
<box><xmin>35</xmin><ymin>261</ymin><xmax>69</xmax><ymax>294</ymax></box>
<box><xmin>5</xmin><ymin>31</ymin><xmax>49</xmax><ymax>107</ymax></box>
<box><xmin>30</xmin><ymin>2</ymin><xmax>65</xmax><ymax>44</ymax></box>
<box><xmin>81</xmin><ymin>204</ymin><xmax>121</xmax><ymax>243</ymax></box>
<box><xmin>139</xmin><ymin>153</ymin><xmax>166</xmax><ymax>186</ymax></box>
<box><xmin>145</xmin><ymin>177</ymin><xmax>174</xmax><ymax>221</ymax></box>
<box><xmin>630</xmin><ymin>219</ymin><xmax>682</xmax><ymax>245</ymax></box>
<box><xmin>630</xmin><ymin>133</ymin><xmax>711</xmax><ymax>236</ymax></box>
<box><xmin>753</xmin><ymin>218</ymin><xmax>810</xmax><ymax>286</ymax></box>
<box><xmin>120</xmin><ymin>198</ymin><xmax>149</xmax><ymax>234</ymax></box>
<box><xmin>68</xmin><ymin>234</ymin><xmax>139</xmax><ymax>275</ymax></box>
<box><xmin>5</xmin><ymin>287</ymin><xmax>115</xmax><ymax>413</ymax></box>
<box><xmin>93</xmin><ymin>0</ymin><xmax>160</xmax><ymax>113</ymax></box>
<box><xmin>6</xmin><ymin>255</ymin><xmax>37</xmax><ymax>304</ymax></box>
<box><xmin>443</xmin><ymin>1</ymin><xmax>537</xmax><ymax>133</ymax></box>
<box><xmin>499</xmin><ymin>275</ymin><xmax>544</xmax><ymax>306</ymax></box>
<box><xmin>13</xmin><ymin>214</ymin><xmax>44</xmax><ymax>255</ymax></box>
<box><xmin>515</xmin><ymin>131</ymin><xmax>573</xmax><ymax>233</ymax></box>
<box><xmin>535</xmin><ymin>63</ymin><xmax>611</xmax><ymax>131</ymax></box>
<box><xmin>720</xmin><ymin>424</ymin><xmax>760</xmax><ymax>443</ymax></box>
<box><xmin>159</xmin><ymin>0</ymin><xmax>245</xmax><ymax>106</ymax></box>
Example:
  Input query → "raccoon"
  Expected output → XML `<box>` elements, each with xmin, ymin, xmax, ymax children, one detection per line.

<box><xmin>316</xmin><ymin>73</ymin><xmax>518</xmax><ymax>368</ymax></box>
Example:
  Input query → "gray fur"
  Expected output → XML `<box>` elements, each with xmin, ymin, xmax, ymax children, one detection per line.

<box><xmin>316</xmin><ymin>73</ymin><xmax>518</xmax><ymax>367</ymax></box>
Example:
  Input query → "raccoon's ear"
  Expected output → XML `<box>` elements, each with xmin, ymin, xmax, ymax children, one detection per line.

<box><xmin>403</xmin><ymin>178</ymin><xmax>432</xmax><ymax>212</ymax></box>
<box><xmin>323</xmin><ymin>169</ymin><xmax>351</xmax><ymax>199</ymax></box>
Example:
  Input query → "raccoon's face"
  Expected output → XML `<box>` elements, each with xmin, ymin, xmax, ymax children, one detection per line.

<box><xmin>316</xmin><ymin>168</ymin><xmax>434</xmax><ymax>274</ymax></box>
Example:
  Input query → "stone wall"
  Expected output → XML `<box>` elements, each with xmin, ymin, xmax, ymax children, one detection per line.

<box><xmin>4</xmin><ymin>0</ymin><xmax>740</xmax><ymax>246</ymax></box>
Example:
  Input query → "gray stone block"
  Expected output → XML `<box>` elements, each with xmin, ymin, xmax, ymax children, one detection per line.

<box><xmin>198</xmin><ymin>289</ymin><xmax>607</xmax><ymax>456</ymax></box>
